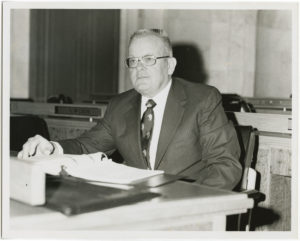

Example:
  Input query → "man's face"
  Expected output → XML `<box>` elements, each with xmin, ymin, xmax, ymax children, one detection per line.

<box><xmin>128</xmin><ymin>36</ymin><xmax>172</xmax><ymax>98</ymax></box>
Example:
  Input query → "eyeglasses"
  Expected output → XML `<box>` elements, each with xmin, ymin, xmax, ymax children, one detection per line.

<box><xmin>125</xmin><ymin>55</ymin><xmax>170</xmax><ymax>68</ymax></box>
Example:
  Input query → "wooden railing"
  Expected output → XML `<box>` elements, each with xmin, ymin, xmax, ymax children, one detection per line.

<box><xmin>10</xmin><ymin>101</ymin><xmax>107</xmax><ymax>121</ymax></box>
<box><xmin>245</xmin><ymin>97</ymin><xmax>292</xmax><ymax>114</ymax></box>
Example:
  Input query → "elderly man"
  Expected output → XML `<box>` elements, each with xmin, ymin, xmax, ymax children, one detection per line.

<box><xmin>18</xmin><ymin>29</ymin><xmax>242</xmax><ymax>190</ymax></box>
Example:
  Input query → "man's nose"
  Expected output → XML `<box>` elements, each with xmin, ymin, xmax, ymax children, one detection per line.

<box><xmin>136</xmin><ymin>59</ymin><xmax>146</xmax><ymax>69</ymax></box>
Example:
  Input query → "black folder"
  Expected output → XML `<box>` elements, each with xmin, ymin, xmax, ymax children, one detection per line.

<box><xmin>45</xmin><ymin>175</ymin><xmax>160</xmax><ymax>216</ymax></box>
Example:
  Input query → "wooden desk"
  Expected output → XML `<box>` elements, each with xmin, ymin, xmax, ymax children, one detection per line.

<box><xmin>8</xmin><ymin>181</ymin><xmax>253</xmax><ymax>237</ymax></box>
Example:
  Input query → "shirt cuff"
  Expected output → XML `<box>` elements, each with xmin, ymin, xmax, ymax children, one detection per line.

<box><xmin>50</xmin><ymin>141</ymin><xmax>64</xmax><ymax>155</ymax></box>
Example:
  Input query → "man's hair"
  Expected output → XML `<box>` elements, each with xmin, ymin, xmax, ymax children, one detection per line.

<box><xmin>129</xmin><ymin>29</ymin><xmax>173</xmax><ymax>56</ymax></box>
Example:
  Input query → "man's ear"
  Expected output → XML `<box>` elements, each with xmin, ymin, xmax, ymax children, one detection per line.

<box><xmin>167</xmin><ymin>57</ymin><xmax>177</xmax><ymax>75</ymax></box>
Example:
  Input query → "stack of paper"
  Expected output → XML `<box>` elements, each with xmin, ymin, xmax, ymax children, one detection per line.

<box><xmin>26</xmin><ymin>152</ymin><xmax>164</xmax><ymax>184</ymax></box>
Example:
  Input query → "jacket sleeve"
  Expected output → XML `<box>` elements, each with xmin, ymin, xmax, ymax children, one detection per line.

<box><xmin>57</xmin><ymin>100</ymin><xmax>116</xmax><ymax>155</ymax></box>
<box><xmin>196</xmin><ymin>88</ymin><xmax>242</xmax><ymax>190</ymax></box>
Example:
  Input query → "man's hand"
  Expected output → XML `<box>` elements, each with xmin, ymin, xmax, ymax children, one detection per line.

<box><xmin>17</xmin><ymin>135</ymin><xmax>54</xmax><ymax>159</ymax></box>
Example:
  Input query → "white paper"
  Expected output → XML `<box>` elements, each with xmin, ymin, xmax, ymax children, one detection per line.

<box><xmin>23</xmin><ymin>152</ymin><xmax>164</xmax><ymax>185</ymax></box>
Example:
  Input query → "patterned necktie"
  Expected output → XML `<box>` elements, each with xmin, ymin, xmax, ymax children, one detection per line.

<box><xmin>141</xmin><ymin>99</ymin><xmax>156</xmax><ymax>169</ymax></box>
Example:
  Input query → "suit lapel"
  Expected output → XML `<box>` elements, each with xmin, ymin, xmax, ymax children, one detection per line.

<box><xmin>155</xmin><ymin>80</ymin><xmax>187</xmax><ymax>169</ymax></box>
<box><xmin>123</xmin><ymin>92</ymin><xmax>148</xmax><ymax>169</ymax></box>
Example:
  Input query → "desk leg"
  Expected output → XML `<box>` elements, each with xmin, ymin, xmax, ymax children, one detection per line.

<box><xmin>211</xmin><ymin>215</ymin><xmax>226</xmax><ymax>231</ymax></box>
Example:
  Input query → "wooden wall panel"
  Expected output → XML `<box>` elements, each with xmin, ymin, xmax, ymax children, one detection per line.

<box><xmin>234</xmin><ymin>112</ymin><xmax>292</xmax><ymax>134</ymax></box>
<box><xmin>268</xmin><ymin>174</ymin><xmax>291</xmax><ymax>231</ymax></box>
<box><xmin>254</xmin><ymin>135</ymin><xmax>291</xmax><ymax>231</ymax></box>
<box><xmin>270</xmin><ymin>149</ymin><xmax>292</xmax><ymax>176</ymax></box>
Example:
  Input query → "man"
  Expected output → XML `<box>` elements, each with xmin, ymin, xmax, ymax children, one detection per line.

<box><xmin>18</xmin><ymin>29</ymin><xmax>242</xmax><ymax>190</ymax></box>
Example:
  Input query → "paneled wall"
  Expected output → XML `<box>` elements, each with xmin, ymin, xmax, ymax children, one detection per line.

<box><xmin>165</xmin><ymin>10</ymin><xmax>257</xmax><ymax>96</ymax></box>
<box><xmin>120</xmin><ymin>10</ymin><xmax>259</xmax><ymax>96</ymax></box>
<box><xmin>255</xmin><ymin>10</ymin><xmax>292</xmax><ymax>98</ymax></box>
<box><xmin>119</xmin><ymin>9</ymin><xmax>292</xmax><ymax>99</ymax></box>
<box><xmin>10</xmin><ymin>9</ymin><xmax>292</xmax><ymax>100</ymax></box>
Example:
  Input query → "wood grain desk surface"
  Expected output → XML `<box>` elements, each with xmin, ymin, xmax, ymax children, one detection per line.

<box><xmin>9</xmin><ymin>181</ymin><xmax>253</xmax><ymax>232</ymax></box>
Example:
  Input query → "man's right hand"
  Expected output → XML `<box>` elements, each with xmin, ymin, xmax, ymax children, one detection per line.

<box><xmin>17</xmin><ymin>135</ymin><xmax>54</xmax><ymax>159</ymax></box>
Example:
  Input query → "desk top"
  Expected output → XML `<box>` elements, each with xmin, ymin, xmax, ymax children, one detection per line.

<box><xmin>9</xmin><ymin>181</ymin><xmax>253</xmax><ymax>232</ymax></box>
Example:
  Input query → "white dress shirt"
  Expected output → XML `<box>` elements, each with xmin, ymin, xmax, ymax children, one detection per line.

<box><xmin>141</xmin><ymin>80</ymin><xmax>172</xmax><ymax>169</ymax></box>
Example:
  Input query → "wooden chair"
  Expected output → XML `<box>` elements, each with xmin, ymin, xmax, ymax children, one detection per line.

<box><xmin>233</xmin><ymin>125</ymin><xmax>265</xmax><ymax>231</ymax></box>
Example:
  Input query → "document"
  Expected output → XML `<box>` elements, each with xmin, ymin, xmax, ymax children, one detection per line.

<box><xmin>20</xmin><ymin>152</ymin><xmax>164</xmax><ymax>185</ymax></box>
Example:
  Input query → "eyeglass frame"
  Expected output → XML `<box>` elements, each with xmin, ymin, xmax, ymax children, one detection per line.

<box><xmin>125</xmin><ymin>55</ymin><xmax>170</xmax><ymax>68</ymax></box>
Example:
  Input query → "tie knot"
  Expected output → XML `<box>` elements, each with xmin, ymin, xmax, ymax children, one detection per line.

<box><xmin>146</xmin><ymin>99</ymin><xmax>156</xmax><ymax>109</ymax></box>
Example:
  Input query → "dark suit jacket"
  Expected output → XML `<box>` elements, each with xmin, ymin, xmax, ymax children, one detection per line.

<box><xmin>59</xmin><ymin>78</ymin><xmax>242</xmax><ymax>190</ymax></box>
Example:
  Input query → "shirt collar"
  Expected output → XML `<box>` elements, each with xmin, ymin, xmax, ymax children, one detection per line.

<box><xmin>141</xmin><ymin>79</ymin><xmax>172</xmax><ymax>106</ymax></box>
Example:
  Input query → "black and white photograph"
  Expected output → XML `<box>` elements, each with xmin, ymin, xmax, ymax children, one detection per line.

<box><xmin>1</xmin><ymin>1</ymin><xmax>298</xmax><ymax>240</ymax></box>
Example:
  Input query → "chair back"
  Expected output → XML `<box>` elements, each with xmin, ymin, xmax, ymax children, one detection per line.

<box><xmin>222</xmin><ymin>94</ymin><xmax>255</xmax><ymax>112</ymax></box>
<box><xmin>10</xmin><ymin>115</ymin><xmax>50</xmax><ymax>151</ymax></box>
<box><xmin>234</xmin><ymin>125</ymin><xmax>257</xmax><ymax>190</ymax></box>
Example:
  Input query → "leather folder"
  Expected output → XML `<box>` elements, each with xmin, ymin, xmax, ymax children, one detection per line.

<box><xmin>45</xmin><ymin>175</ymin><xmax>161</xmax><ymax>216</ymax></box>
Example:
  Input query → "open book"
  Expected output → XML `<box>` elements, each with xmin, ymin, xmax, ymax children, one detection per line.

<box><xmin>21</xmin><ymin>152</ymin><xmax>164</xmax><ymax>185</ymax></box>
